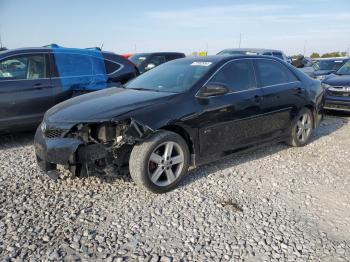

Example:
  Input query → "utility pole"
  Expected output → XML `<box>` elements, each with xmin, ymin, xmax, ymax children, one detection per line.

<box><xmin>238</xmin><ymin>33</ymin><xmax>242</xmax><ymax>48</ymax></box>
<box><xmin>0</xmin><ymin>25</ymin><xmax>3</xmax><ymax>48</ymax></box>
<box><xmin>205</xmin><ymin>43</ymin><xmax>208</xmax><ymax>55</ymax></box>
<box><xmin>134</xmin><ymin>44</ymin><xmax>137</xmax><ymax>53</ymax></box>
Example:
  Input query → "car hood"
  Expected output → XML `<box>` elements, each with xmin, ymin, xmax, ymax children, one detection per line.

<box><xmin>45</xmin><ymin>87</ymin><xmax>177</xmax><ymax>123</ymax></box>
<box><xmin>314</xmin><ymin>70</ymin><xmax>334</xmax><ymax>76</ymax></box>
<box><xmin>323</xmin><ymin>74</ymin><xmax>350</xmax><ymax>86</ymax></box>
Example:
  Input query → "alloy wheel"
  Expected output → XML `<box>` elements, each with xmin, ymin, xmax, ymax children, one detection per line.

<box><xmin>296</xmin><ymin>113</ymin><xmax>312</xmax><ymax>143</ymax></box>
<box><xmin>148</xmin><ymin>141</ymin><xmax>185</xmax><ymax>187</ymax></box>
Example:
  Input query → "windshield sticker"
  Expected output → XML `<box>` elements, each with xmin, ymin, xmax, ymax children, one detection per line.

<box><xmin>138</xmin><ymin>57</ymin><xmax>146</xmax><ymax>61</ymax></box>
<box><xmin>190</xmin><ymin>62</ymin><xmax>212</xmax><ymax>66</ymax></box>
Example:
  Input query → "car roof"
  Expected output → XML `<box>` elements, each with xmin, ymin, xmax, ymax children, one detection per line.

<box><xmin>133</xmin><ymin>52</ymin><xmax>185</xmax><ymax>56</ymax></box>
<box><xmin>0</xmin><ymin>45</ymin><xmax>111</xmax><ymax>57</ymax></box>
<box><xmin>316</xmin><ymin>57</ymin><xmax>349</xmax><ymax>61</ymax></box>
<box><xmin>219</xmin><ymin>48</ymin><xmax>283</xmax><ymax>54</ymax></box>
<box><xmin>177</xmin><ymin>54</ymin><xmax>282</xmax><ymax>64</ymax></box>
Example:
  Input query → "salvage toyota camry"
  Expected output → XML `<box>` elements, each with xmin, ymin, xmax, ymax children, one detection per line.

<box><xmin>35</xmin><ymin>55</ymin><xmax>324</xmax><ymax>193</ymax></box>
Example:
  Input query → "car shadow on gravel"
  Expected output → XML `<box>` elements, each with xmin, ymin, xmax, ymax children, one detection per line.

<box><xmin>177</xmin><ymin>116</ymin><xmax>347</xmax><ymax>190</ymax></box>
<box><xmin>0</xmin><ymin>131</ymin><xmax>35</xmax><ymax>150</ymax></box>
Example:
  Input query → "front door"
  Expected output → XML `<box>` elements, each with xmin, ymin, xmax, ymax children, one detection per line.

<box><xmin>195</xmin><ymin>59</ymin><xmax>264</xmax><ymax>157</ymax></box>
<box><xmin>0</xmin><ymin>53</ymin><xmax>54</xmax><ymax>131</ymax></box>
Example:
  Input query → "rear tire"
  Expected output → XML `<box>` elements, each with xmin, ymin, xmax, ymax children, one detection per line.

<box><xmin>286</xmin><ymin>108</ymin><xmax>314</xmax><ymax>147</ymax></box>
<box><xmin>129</xmin><ymin>130</ymin><xmax>190</xmax><ymax>193</ymax></box>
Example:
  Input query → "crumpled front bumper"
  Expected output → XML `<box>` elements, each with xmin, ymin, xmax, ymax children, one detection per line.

<box><xmin>34</xmin><ymin>124</ymin><xmax>82</xmax><ymax>172</ymax></box>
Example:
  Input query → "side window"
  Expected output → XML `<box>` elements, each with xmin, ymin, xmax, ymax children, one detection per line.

<box><xmin>54</xmin><ymin>53</ymin><xmax>92</xmax><ymax>77</ymax></box>
<box><xmin>104</xmin><ymin>59</ymin><xmax>121</xmax><ymax>74</ymax></box>
<box><xmin>147</xmin><ymin>55</ymin><xmax>166</xmax><ymax>67</ymax></box>
<box><xmin>263</xmin><ymin>52</ymin><xmax>272</xmax><ymax>56</ymax></box>
<box><xmin>0</xmin><ymin>54</ymin><xmax>47</xmax><ymax>80</ymax></box>
<box><xmin>166</xmin><ymin>54</ymin><xmax>184</xmax><ymax>61</ymax></box>
<box><xmin>209</xmin><ymin>60</ymin><xmax>256</xmax><ymax>92</ymax></box>
<box><xmin>255</xmin><ymin>59</ymin><xmax>298</xmax><ymax>87</ymax></box>
<box><xmin>272</xmin><ymin>52</ymin><xmax>284</xmax><ymax>61</ymax></box>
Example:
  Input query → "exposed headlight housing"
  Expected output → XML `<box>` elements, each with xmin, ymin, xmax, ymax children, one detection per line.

<box><xmin>321</xmin><ymin>83</ymin><xmax>332</xmax><ymax>90</ymax></box>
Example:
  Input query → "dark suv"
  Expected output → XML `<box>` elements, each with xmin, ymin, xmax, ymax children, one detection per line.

<box><xmin>129</xmin><ymin>52</ymin><xmax>185</xmax><ymax>73</ymax></box>
<box><xmin>322</xmin><ymin>60</ymin><xmax>350</xmax><ymax>112</ymax></box>
<box><xmin>35</xmin><ymin>55</ymin><xmax>323</xmax><ymax>193</ymax></box>
<box><xmin>217</xmin><ymin>48</ymin><xmax>290</xmax><ymax>63</ymax></box>
<box><xmin>0</xmin><ymin>45</ymin><xmax>138</xmax><ymax>132</ymax></box>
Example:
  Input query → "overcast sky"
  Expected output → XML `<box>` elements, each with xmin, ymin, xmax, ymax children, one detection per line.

<box><xmin>1</xmin><ymin>0</ymin><xmax>350</xmax><ymax>56</ymax></box>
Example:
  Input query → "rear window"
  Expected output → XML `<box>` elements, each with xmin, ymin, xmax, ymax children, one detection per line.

<box><xmin>129</xmin><ymin>54</ymin><xmax>150</xmax><ymax>67</ymax></box>
<box><xmin>272</xmin><ymin>52</ymin><xmax>284</xmax><ymax>60</ymax></box>
<box><xmin>104</xmin><ymin>60</ymin><xmax>121</xmax><ymax>74</ymax></box>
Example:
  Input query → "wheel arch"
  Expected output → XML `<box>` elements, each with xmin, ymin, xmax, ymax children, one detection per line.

<box><xmin>160</xmin><ymin>124</ymin><xmax>195</xmax><ymax>155</ymax></box>
<box><xmin>303</xmin><ymin>104</ymin><xmax>317</xmax><ymax>128</ymax></box>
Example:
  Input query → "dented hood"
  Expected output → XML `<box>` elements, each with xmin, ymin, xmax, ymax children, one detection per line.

<box><xmin>45</xmin><ymin>87</ymin><xmax>177</xmax><ymax>123</ymax></box>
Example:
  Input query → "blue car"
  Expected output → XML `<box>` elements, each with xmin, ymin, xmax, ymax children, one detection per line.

<box><xmin>323</xmin><ymin>60</ymin><xmax>350</xmax><ymax>112</ymax></box>
<box><xmin>313</xmin><ymin>58</ymin><xmax>349</xmax><ymax>81</ymax></box>
<box><xmin>0</xmin><ymin>44</ymin><xmax>139</xmax><ymax>132</ymax></box>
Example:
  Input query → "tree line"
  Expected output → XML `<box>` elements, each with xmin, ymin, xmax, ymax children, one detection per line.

<box><xmin>310</xmin><ymin>51</ymin><xmax>348</xmax><ymax>58</ymax></box>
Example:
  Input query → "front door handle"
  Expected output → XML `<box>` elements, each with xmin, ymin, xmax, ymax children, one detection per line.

<box><xmin>33</xmin><ymin>83</ymin><xmax>49</xmax><ymax>90</ymax></box>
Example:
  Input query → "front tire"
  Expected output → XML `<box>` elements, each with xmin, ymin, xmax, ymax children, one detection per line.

<box><xmin>129</xmin><ymin>131</ymin><xmax>190</xmax><ymax>193</ymax></box>
<box><xmin>287</xmin><ymin>108</ymin><xmax>314</xmax><ymax>147</ymax></box>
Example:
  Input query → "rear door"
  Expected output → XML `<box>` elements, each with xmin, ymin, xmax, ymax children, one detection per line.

<box><xmin>50</xmin><ymin>52</ymin><xmax>94</xmax><ymax>104</ymax></box>
<box><xmin>196</xmin><ymin>59</ymin><xmax>265</xmax><ymax>157</ymax></box>
<box><xmin>253</xmin><ymin>58</ymin><xmax>306</xmax><ymax>139</ymax></box>
<box><xmin>0</xmin><ymin>53</ymin><xmax>54</xmax><ymax>131</ymax></box>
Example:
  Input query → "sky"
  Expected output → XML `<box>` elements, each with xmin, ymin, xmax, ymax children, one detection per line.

<box><xmin>0</xmin><ymin>0</ymin><xmax>350</xmax><ymax>56</ymax></box>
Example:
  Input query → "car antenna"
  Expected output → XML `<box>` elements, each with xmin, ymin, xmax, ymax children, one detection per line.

<box><xmin>100</xmin><ymin>42</ymin><xmax>104</xmax><ymax>51</ymax></box>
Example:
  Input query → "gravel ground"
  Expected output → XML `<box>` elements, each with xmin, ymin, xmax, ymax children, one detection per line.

<box><xmin>0</xmin><ymin>115</ymin><xmax>349</xmax><ymax>262</ymax></box>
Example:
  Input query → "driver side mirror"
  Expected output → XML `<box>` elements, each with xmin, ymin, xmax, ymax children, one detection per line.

<box><xmin>145</xmin><ymin>63</ymin><xmax>156</xmax><ymax>71</ymax></box>
<box><xmin>197</xmin><ymin>82</ymin><xmax>229</xmax><ymax>98</ymax></box>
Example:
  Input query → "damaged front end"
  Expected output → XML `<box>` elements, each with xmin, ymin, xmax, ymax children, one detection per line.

<box><xmin>34</xmin><ymin>119</ymin><xmax>153</xmax><ymax>178</ymax></box>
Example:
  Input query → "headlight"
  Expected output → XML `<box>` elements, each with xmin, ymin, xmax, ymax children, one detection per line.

<box><xmin>316</xmin><ymin>75</ymin><xmax>326</xmax><ymax>81</ymax></box>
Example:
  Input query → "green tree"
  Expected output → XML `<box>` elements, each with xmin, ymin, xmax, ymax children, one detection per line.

<box><xmin>310</xmin><ymin>53</ymin><xmax>320</xmax><ymax>58</ymax></box>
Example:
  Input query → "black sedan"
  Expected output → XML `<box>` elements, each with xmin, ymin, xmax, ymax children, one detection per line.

<box><xmin>34</xmin><ymin>55</ymin><xmax>324</xmax><ymax>193</ymax></box>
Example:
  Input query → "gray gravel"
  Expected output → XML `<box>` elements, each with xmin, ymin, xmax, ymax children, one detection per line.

<box><xmin>0</xmin><ymin>115</ymin><xmax>350</xmax><ymax>261</ymax></box>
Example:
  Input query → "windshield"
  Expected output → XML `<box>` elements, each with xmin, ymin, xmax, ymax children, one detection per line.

<box><xmin>128</xmin><ymin>54</ymin><xmax>150</xmax><ymax>67</ymax></box>
<box><xmin>125</xmin><ymin>60</ymin><xmax>213</xmax><ymax>93</ymax></box>
<box><xmin>336</xmin><ymin>61</ymin><xmax>350</xmax><ymax>75</ymax></box>
<box><xmin>217</xmin><ymin>50</ymin><xmax>259</xmax><ymax>56</ymax></box>
<box><xmin>315</xmin><ymin>60</ymin><xmax>345</xmax><ymax>71</ymax></box>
